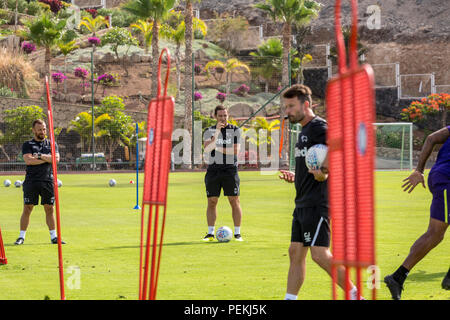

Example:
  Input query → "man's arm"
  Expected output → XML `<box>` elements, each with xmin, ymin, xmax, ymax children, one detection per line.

<box><xmin>40</xmin><ymin>152</ymin><xmax>60</xmax><ymax>164</ymax></box>
<box><xmin>23</xmin><ymin>153</ymin><xmax>46</xmax><ymax>166</ymax></box>
<box><xmin>402</xmin><ymin>127</ymin><xmax>449</xmax><ymax>193</ymax></box>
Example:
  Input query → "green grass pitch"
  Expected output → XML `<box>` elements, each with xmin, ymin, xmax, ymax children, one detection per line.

<box><xmin>0</xmin><ymin>171</ymin><xmax>448</xmax><ymax>300</ymax></box>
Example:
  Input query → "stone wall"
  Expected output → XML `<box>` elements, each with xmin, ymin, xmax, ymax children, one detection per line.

<box><xmin>0</xmin><ymin>97</ymin><xmax>149</xmax><ymax>127</ymax></box>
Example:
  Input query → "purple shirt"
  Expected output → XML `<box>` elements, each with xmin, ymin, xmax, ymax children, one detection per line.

<box><xmin>430</xmin><ymin>126</ymin><xmax>450</xmax><ymax>178</ymax></box>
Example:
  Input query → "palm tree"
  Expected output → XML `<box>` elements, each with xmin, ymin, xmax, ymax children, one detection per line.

<box><xmin>250</xmin><ymin>38</ymin><xmax>283</xmax><ymax>93</ymax></box>
<box><xmin>160</xmin><ymin>10</ymin><xmax>207</xmax><ymax>101</ymax></box>
<box><xmin>254</xmin><ymin>0</ymin><xmax>321</xmax><ymax>165</ymax></box>
<box><xmin>20</xmin><ymin>13</ymin><xmax>68</xmax><ymax>89</ymax></box>
<box><xmin>183</xmin><ymin>0</ymin><xmax>202</xmax><ymax>156</ymax></box>
<box><xmin>58</xmin><ymin>40</ymin><xmax>79</xmax><ymax>94</ymax></box>
<box><xmin>205</xmin><ymin>58</ymin><xmax>251</xmax><ymax>96</ymax></box>
<box><xmin>328</xmin><ymin>26</ymin><xmax>369</xmax><ymax>66</ymax></box>
<box><xmin>130</xmin><ymin>19</ymin><xmax>153</xmax><ymax>54</ymax></box>
<box><xmin>78</xmin><ymin>16</ymin><xmax>110</xmax><ymax>37</ymax></box>
<box><xmin>68</xmin><ymin>112</ymin><xmax>110</xmax><ymax>153</ymax></box>
<box><xmin>122</xmin><ymin>0</ymin><xmax>177</xmax><ymax>99</ymax></box>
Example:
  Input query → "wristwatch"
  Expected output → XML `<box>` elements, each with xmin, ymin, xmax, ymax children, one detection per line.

<box><xmin>38</xmin><ymin>153</ymin><xmax>41</xmax><ymax>160</ymax></box>
<box><xmin>320</xmin><ymin>166</ymin><xmax>329</xmax><ymax>174</ymax></box>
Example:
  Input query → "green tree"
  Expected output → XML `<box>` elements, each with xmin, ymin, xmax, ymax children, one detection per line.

<box><xmin>328</xmin><ymin>26</ymin><xmax>369</xmax><ymax>66</ymax></box>
<box><xmin>78</xmin><ymin>15</ymin><xmax>110</xmax><ymax>36</ymax></box>
<box><xmin>0</xmin><ymin>105</ymin><xmax>46</xmax><ymax>159</ymax></box>
<box><xmin>68</xmin><ymin>111</ymin><xmax>109</xmax><ymax>153</ymax></box>
<box><xmin>101</xmin><ymin>27</ymin><xmax>139</xmax><ymax>77</ymax></box>
<box><xmin>58</xmin><ymin>39</ymin><xmax>79</xmax><ymax>94</ymax></box>
<box><xmin>204</xmin><ymin>58</ymin><xmax>251</xmax><ymax>96</ymax></box>
<box><xmin>160</xmin><ymin>10</ymin><xmax>207</xmax><ymax>101</ymax></box>
<box><xmin>250</xmin><ymin>38</ymin><xmax>283</xmax><ymax>93</ymax></box>
<box><xmin>122</xmin><ymin>0</ymin><xmax>177</xmax><ymax>99</ymax></box>
<box><xmin>94</xmin><ymin>96</ymin><xmax>133</xmax><ymax>160</ymax></box>
<box><xmin>254</xmin><ymin>0</ymin><xmax>321</xmax><ymax>164</ymax></box>
<box><xmin>130</xmin><ymin>19</ymin><xmax>153</xmax><ymax>54</ymax></box>
<box><xmin>20</xmin><ymin>13</ymin><xmax>69</xmax><ymax>88</ymax></box>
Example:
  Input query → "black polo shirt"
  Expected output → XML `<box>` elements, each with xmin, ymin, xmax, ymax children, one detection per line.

<box><xmin>22</xmin><ymin>139</ymin><xmax>58</xmax><ymax>182</ymax></box>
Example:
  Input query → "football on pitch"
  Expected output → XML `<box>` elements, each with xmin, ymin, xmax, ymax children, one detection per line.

<box><xmin>4</xmin><ymin>179</ymin><xmax>11</xmax><ymax>187</ymax></box>
<box><xmin>14</xmin><ymin>180</ymin><xmax>22</xmax><ymax>188</ymax></box>
<box><xmin>216</xmin><ymin>226</ymin><xmax>233</xmax><ymax>242</ymax></box>
<box><xmin>109</xmin><ymin>179</ymin><xmax>116</xmax><ymax>187</ymax></box>
<box><xmin>305</xmin><ymin>144</ymin><xmax>328</xmax><ymax>170</ymax></box>
<box><xmin>57</xmin><ymin>179</ymin><xmax>62</xmax><ymax>187</ymax></box>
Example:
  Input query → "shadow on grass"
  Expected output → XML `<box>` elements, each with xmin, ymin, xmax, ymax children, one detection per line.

<box><xmin>94</xmin><ymin>241</ymin><xmax>227</xmax><ymax>250</ymax></box>
<box><xmin>408</xmin><ymin>270</ymin><xmax>446</xmax><ymax>282</ymax></box>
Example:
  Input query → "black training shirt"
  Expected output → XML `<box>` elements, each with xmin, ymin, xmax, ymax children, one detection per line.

<box><xmin>22</xmin><ymin>139</ymin><xmax>59</xmax><ymax>182</ymax></box>
<box><xmin>204</xmin><ymin>123</ymin><xmax>241</xmax><ymax>170</ymax></box>
<box><xmin>294</xmin><ymin>116</ymin><xmax>328</xmax><ymax>209</ymax></box>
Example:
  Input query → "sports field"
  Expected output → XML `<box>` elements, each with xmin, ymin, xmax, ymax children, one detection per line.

<box><xmin>0</xmin><ymin>170</ymin><xmax>448</xmax><ymax>300</ymax></box>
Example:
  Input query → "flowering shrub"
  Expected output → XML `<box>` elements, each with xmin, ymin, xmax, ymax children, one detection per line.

<box><xmin>21</xmin><ymin>42</ymin><xmax>36</xmax><ymax>54</ymax></box>
<box><xmin>88</xmin><ymin>37</ymin><xmax>101</xmax><ymax>46</ymax></box>
<box><xmin>96</xmin><ymin>73</ymin><xmax>119</xmax><ymax>95</ymax></box>
<box><xmin>52</xmin><ymin>72</ymin><xmax>66</xmax><ymax>84</ymax></box>
<box><xmin>38</xmin><ymin>0</ymin><xmax>64</xmax><ymax>14</ymax></box>
<box><xmin>85</xmin><ymin>8</ymin><xmax>98</xmax><ymax>18</ymax></box>
<box><xmin>194</xmin><ymin>91</ymin><xmax>203</xmax><ymax>101</ymax></box>
<box><xmin>233</xmin><ymin>84</ymin><xmax>250</xmax><ymax>96</ymax></box>
<box><xmin>401</xmin><ymin>93</ymin><xmax>450</xmax><ymax>122</ymax></box>
<box><xmin>194</xmin><ymin>64</ymin><xmax>202</xmax><ymax>75</ymax></box>
<box><xmin>216</xmin><ymin>92</ymin><xmax>226</xmax><ymax>103</ymax></box>
<box><xmin>74</xmin><ymin>67</ymin><xmax>89</xmax><ymax>79</ymax></box>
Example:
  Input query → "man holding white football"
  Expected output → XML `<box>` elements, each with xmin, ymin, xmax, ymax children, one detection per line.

<box><xmin>278</xmin><ymin>84</ymin><xmax>361</xmax><ymax>300</ymax></box>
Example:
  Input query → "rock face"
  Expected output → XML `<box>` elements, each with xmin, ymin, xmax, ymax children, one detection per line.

<box><xmin>197</xmin><ymin>0</ymin><xmax>450</xmax><ymax>43</ymax></box>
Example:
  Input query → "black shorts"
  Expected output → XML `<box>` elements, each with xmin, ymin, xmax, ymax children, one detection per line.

<box><xmin>291</xmin><ymin>206</ymin><xmax>330</xmax><ymax>247</ymax></box>
<box><xmin>205</xmin><ymin>167</ymin><xmax>240</xmax><ymax>197</ymax></box>
<box><xmin>23</xmin><ymin>180</ymin><xmax>55</xmax><ymax>206</ymax></box>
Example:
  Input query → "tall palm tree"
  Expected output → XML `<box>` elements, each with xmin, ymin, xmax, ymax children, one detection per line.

<box><xmin>254</xmin><ymin>0</ymin><xmax>321</xmax><ymax>165</ymax></box>
<box><xmin>204</xmin><ymin>58</ymin><xmax>251</xmax><ymax>96</ymax></box>
<box><xmin>160</xmin><ymin>10</ymin><xmax>207</xmax><ymax>101</ymax></box>
<box><xmin>250</xmin><ymin>38</ymin><xmax>283</xmax><ymax>93</ymax></box>
<box><xmin>183</xmin><ymin>0</ymin><xmax>202</xmax><ymax>157</ymax></box>
<box><xmin>122</xmin><ymin>0</ymin><xmax>177</xmax><ymax>99</ymax></box>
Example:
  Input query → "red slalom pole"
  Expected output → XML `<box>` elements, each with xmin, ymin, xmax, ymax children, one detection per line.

<box><xmin>45</xmin><ymin>76</ymin><xmax>65</xmax><ymax>300</ymax></box>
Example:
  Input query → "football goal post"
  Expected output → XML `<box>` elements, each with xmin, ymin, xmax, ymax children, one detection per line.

<box><xmin>289</xmin><ymin>122</ymin><xmax>413</xmax><ymax>171</ymax></box>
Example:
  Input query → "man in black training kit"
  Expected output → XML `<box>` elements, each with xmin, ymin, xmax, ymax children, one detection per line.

<box><xmin>279</xmin><ymin>84</ymin><xmax>361</xmax><ymax>300</ymax></box>
<box><xmin>14</xmin><ymin>119</ymin><xmax>65</xmax><ymax>245</ymax></box>
<box><xmin>202</xmin><ymin>105</ymin><xmax>243</xmax><ymax>241</ymax></box>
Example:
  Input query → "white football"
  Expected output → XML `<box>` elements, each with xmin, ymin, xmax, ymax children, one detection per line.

<box><xmin>4</xmin><ymin>179</ymin><xmax>11</xmax><ymax>187</ymax></box>
<box><xmin>216</xmin><ymin>226</ymin><xmax>233</xmax><ymax>242</ymax></box>
<box><xmin>57</xmin><ymin>179</ymin><xmax>62</xmax><ymax>187</ymax></box>
<box><xmin>109</xmin><ymin>179</ymin><xmax>116</xmax><ymax>187</ymax></box>
<box><xmin>14</xmin><ymin>180</ymin><xmax>22</xmax><ymax>188</ymax></box>
<box><xmin>305</xmin><ymin>144</ymin><xmax>328</xmax><ymax>170</ymax></box>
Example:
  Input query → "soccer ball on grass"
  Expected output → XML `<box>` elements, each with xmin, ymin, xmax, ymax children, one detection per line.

<box><xmin>216</xmin><ymin>226</ymin><xmax>233</xmax><ymax>242</ymax></box>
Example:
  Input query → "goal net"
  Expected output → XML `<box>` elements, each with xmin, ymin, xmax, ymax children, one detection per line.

<box><xmin>289</xmin><ymin>122</ymin><xmax>413</xmax><ymax>171</ymax></box>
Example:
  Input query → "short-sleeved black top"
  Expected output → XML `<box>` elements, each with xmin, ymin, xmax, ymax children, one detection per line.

<box><xmin>204</xmin><ymin>124</ymin><xmax>241</xmax><ymax>171</ymax></box>
<box><xmin>22</xmin><ymin>139</ymin><xmax>58</xmax><ymax>182</ymax></box>
<box><xmin>294</xmin><ymin>116</ymin><xmax>328</xmax><ymax>209</ymax></box>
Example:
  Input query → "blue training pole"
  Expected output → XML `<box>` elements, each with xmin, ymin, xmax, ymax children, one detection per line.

<box><xmin>133</xmin><ymin>122</ymin><xmax>141</xmax><ymax>210</ymax></box>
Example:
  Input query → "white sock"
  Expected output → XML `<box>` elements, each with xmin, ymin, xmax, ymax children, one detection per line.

<box><xmin>19</xmin><ymin>230</ymin><xmax>26</xmax><ymax>239</ymax></box>
<box><xmin>234</xmin><ymin>226</ymin><xmax>241</xmax><ymax>235</ymax></box>
<box><xmin>285</xmin><ymin>293</ymin><xmax>297</xmax><ymax>300</ymax></box>
<box><xmin>208</xmin><ymin>226</ymin><xmax>215</xmax><ymax>235</ymax></box>
<box><xmin>50</xmin><ymin>230</ymin><xmax>57</xmax><ymax>239</ymax></box>
<box><xmin>350</xmin><ymin>286</ymin><xmax>358</xmax><ymax>300</ymax></box>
